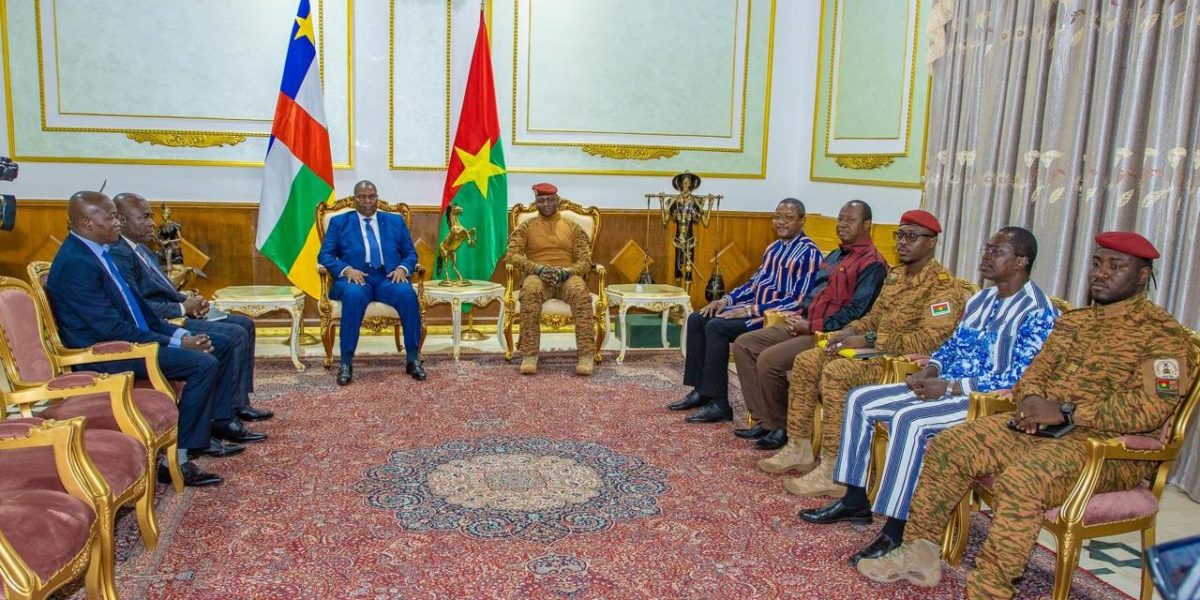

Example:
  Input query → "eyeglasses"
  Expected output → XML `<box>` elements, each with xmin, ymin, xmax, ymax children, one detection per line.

<box><xmin>980</xmin><ymin>244</ymin><xmax>1011</xmax><ymax>257</ymax></box>
<box><xmin>892</xmin><ymin>231</ymin><xmax>936</xmax><ymax>243</ymax></box>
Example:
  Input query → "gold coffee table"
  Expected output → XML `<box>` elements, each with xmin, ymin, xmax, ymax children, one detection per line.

<box><xmin>212</xmin><ymin>285</ymin><xmax>306</xmax><ymax>371</ymax></box>
<box><xmin>421</xmin><ymin>280</ymin><xmax>506</xmax><ymax>361</ymax></box>
<box><xmin>605</xmin><ymin>283</ymin><xmax>692</xmax><ymax>362</ymax></box>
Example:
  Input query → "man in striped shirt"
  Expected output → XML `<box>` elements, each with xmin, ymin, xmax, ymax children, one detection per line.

<box><xmin>670</xmin><ymin>198</ymin><xmax>822</xmax><ymax>423</ymax></box>
<box><xmin>799</xmin><ymin>227</ymin><xmax>1058</xmax><ymax>565</ymax></box>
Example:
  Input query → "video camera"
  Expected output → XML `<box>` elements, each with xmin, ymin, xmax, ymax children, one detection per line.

<box><xmin>0</xmin><ymin>156</ymin><xmax>18</xmax><ymax>231</ymax></box>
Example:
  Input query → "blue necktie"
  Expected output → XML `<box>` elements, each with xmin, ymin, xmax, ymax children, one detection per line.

<box><xmin>101</xmin><ymin>247</ymin><xmax>150</xmax><ymax>331</ymax></box>
<box><xmin>364</xmin><ymin>217</ymin><xmax>383</xmax><ymax>270</ymax></box>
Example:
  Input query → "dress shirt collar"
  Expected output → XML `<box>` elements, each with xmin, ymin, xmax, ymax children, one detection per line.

<box><xmin>71</xmin><ymin>231</ymin><xmax>109</xmax><ymax>259</ymax></box>
<box><xmin>839</xmin><ymin>235</ymin><xmax>876</xmax><ymax>254</ymax></box>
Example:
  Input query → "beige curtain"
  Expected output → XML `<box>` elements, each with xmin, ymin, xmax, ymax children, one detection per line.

<box><xmin>923</xmin><ymin>0</ymin><xmax>1200</xmax><ymax>497</ymax></box>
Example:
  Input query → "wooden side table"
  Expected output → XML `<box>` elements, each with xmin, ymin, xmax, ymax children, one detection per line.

<box><xmin>605</xmin><ymin>283</ymin><xmax>692</xmax><ymax>363</ymax></box>
<box><xmin>211</xmin><ymin>285</ymin><xmax>306</xmax><ymax>371</ymax></box>
<box><xmin>420</xmin><ymin>280</ymin><xmax>506</xmax><ymax>361</ymax></box>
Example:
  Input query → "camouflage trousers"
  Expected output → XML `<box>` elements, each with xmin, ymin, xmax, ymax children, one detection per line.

<box><xmin>907</xmin><ymin>414</ymin><xmax>1155</xmax><ymax>599</ymax></box>
<box><xmin>786</xmin><ymin>347</ymin><xmax>886</xmax><ymax>458</ymax></box>
<box><xmin>517</xmin><ymin>274</ymin><xmax>595</xmax><ymax>358</ymax></box>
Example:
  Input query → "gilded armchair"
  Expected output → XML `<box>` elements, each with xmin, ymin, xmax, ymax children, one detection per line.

<box><xmin>940</xmin><ymin>331</ymin><xmax>1200</xmax><ymax>600</ymax></box>
<box><xmin>20</xmin><ymin>267</ymin><xmax>185</xmax><ymax>492</ymax></box>
<box><xmin>502</xmin><ymin>199</ymin><xmax>608</xmax><ymax>362</ymax></box>
<box><xmin>0</xmin><ymin>418</ymin><xmax>108</xmax><ymax>600</ymax></box>
<box><xmin>315</xmin><ymin>197</ymin><xmax>427</xmax><ymax>369</ymax></box>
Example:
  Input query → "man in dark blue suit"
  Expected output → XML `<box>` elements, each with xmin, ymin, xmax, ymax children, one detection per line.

<box><xmin>318</xmin><ymin>180</ymin><xmax>425</xmax><ymax>385</ymax></box>
<box><xmin>111</xmin><ymin>193</ymin><xmax>272</xmax><ymax>450</ymax></box>
<box><xmin>47</xmin><ymin>191</ymin><xmax>240</xmax><ymax>487</ymax></box>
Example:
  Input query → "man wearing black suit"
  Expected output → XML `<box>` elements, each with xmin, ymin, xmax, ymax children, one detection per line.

<box><xmin>46</xmin><ymin>191</ymin><xmax>248</xmax><ymax>486</ymax></box>
<box><xmin>112</xmin><ymin>193</ymin><xmax>273</xmax><ymax>431</ymax></box>
<box><xmin>317</xmin><ymin>180</ymin><xmax>426</xmax><ymax>385</ymax></box>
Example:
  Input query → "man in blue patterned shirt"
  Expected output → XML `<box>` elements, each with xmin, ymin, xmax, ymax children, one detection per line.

<box><xmin>670</xmin><ymin>198</ymin><xmax>823</xmax><ymax>423</ymax></box>
<box><xmin>798</xmin><ymin>226</ymin><xmax>1059</xmax><ymax>564</ymax></box>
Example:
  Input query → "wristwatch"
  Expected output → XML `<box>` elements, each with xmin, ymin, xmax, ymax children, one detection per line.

<box><xmin>1059</xmin><ymin>401</ymin><xmax>1076</xmax><ymax>425</ymax></box>
<box><xmin>864</xmin><ymin>331</ymin><xmax>877</xmax><ymax>348</ymax></box>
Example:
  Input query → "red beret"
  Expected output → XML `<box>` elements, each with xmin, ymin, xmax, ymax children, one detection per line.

<box><xmin>899</xmin><ymin>210</ymin><xmax>941</xmax><ymax>234</ymax></box>
<box><xmin>532</xmin><ymin>183</ymin><xmax>558</xmax><ymax>196</ymax></box>
<box><xmin>1096</xmin><ymin>231</ymin><xmax>1159</xmax><ymax>260</ymax></box>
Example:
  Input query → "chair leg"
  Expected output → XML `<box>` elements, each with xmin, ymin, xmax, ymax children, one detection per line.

<box><xmin>811</xmin><ymin>404</ymin><xmax>823</xmax><ymax>458</ymax></box>
<box><xmin>503</xmin><ymin>307</ymin><xmax>516</xmax><ymax>362</ymax></box>
<box><xmin>322</xmin><ymin>322</ymin><xmax>336</xmax><ymax>369</ymax></box>
<box><xmin>95</xmin><ymin>502</ymin><xmax>119</xmax><ymax>600</ymax></box>
<box><xmin>83</xmin><ymin>532</ymin><xmax>109</xmax><ymax>600</ymax></box>
<box><xmin>942</xmin><ymin>493</ymin><xmax>971</xmax><ymax>565</ymax></box>
<box><xmin>1140</xmin><ymin>525</ymin><xmax>1156</xmax><ymax>600</ymax></box>
<box><xmin>393</xmin><ymin>325</ymin><xmax>404</xmax><ymax>354</ymax></box>
<box><xmin>594</xmin><ymin>304</ymin><xmax>606</xmax><ymax>363</ymax></box>
<box><xmin>134</xmin><ymin>467</ymin><xmax>160</xmax><ymax>550</ymax></box>
<box><xmin>866</xmin><ymin>424</ymin><xmax>888</xmax><ymax>504</ymax></box>
<box><xmin>165</xmin><ymin>440</ymin><xmax>184</xmax><ymax>493</ymax></box>
<box><xmin>1051</xmin><ymin>531</ymin><xmax>1082</xmax><ymax>600</ymax></box>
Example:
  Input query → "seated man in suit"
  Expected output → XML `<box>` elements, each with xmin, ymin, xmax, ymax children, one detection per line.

<box><xmin>506</xmin><ymin>183</ymin><xmax>596</xmax><ymax>376</ymax></box>
<box><xmin>46</xmin><ymin>191</ymin><xmax>259</xmax><ymax>487</ymax></box>
<box><xmin>318</xmin><ymin>180</ymin><xmax>425</xmax><ymax>385</ymax></box>
<box><xmin>111</xmin><ymin>193</ymin><xmax>272</xmax><ymax>440</ymax></box>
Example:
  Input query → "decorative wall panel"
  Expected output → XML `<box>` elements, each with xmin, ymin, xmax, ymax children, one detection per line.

<box><xmin>1</xmin><ymin>0</ymin><xmax>353</xmax><ymax>167</ymax></box>
<box><xmin>810</xmin><ymin>0</ymin><xmax>930</xmax><ymax>188</ymax></box>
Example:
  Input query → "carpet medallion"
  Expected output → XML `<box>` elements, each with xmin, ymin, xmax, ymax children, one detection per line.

<box><xmin>353</xmin><ymin>436</ymin><xmax>668</xmax><ymax>543</ymax></box>
<box><xmin>59</xmin><ymin>353</ymin><xmax>1129</xmax><ymax>599</ymax></box>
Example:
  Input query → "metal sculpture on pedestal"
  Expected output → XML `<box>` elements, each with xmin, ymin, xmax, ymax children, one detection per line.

<box><xmin>438</xmin><ymin>205</ymin><xmax>477</xmax><ymax>287</ymax></box>
<box><xmin>644</xmin><ymin>172</ymin><xmax>722</xmax><ymax>293</ymax></box>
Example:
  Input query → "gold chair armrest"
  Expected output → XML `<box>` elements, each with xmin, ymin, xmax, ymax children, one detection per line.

<box><xmin>1057</xmin><ymin>436</ymin><xmax>1177</xmax><ymax>525</ymax></box>
<box><xmin>813</xmin><ymin>331</ymin><xmax>829</xmax><ymax>345</ymax></box>
<box><xmin>966</xmin><ymin>391</ymin><xmax>1016</xmax><ymax>421</ymax></box>
<box><xmin>4</xmin><ymin>372</ymin><xmax>153</xmax><ymax>444</ymax></box>
<box><xmin>593</xmin><ymin>264</ymin><xmax>608</xmax><ymax>313</ymax></box>
<box><xmin>53</xmin><ymin>342</ymin><xmax>177</xmax><ymax>404</ymax></box>
<box><xmin>0</xmin><ymin>416</ymin><xmax>109</xmax><ymax>503</ymax></box>
<box><xmin>884</xmin><ymin>355</ymin><xmax>923</xmax><ymax>384</ymax></box>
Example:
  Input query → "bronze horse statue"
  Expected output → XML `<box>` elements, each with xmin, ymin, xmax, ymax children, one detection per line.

<box><xmin>438</xmin><ymin>205</ymin><xmax>477</xmax><ymax>286</ymax></box>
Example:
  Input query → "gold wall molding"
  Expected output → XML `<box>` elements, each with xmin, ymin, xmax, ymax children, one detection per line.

<box><xmin>125</xmin><ymin>131</ymin><xmax>248</xmax><ymax>148</ymax></box>
<box><xmin>580</xmin><ymin>145</ymin><xmax>681</xmax><ymax>161</ymax></box>
<box><xmin>833</xmin><ymin>155</ymin><xmax>895</xmax><ymax>170</ymax></box>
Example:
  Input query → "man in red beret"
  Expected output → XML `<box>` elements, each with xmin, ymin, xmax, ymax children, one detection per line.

<box><xmin>506</xmin><ymin>183</ymin><xmax>598</xmax><ymax>375</ymax></box>
<box><xmin>859</xmin><ymin>231</ymin><xmax>1194</xmax><ymax>599</ymax></box>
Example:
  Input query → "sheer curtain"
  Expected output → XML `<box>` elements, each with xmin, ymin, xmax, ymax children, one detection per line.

<box><xmin>922</xmin><ymin>0</ymin><xmax>1200</xmax><ymax>497</ymax></box>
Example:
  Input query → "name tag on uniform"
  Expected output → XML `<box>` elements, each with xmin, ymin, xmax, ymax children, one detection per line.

<box><xmin>929</xmin><ymin>301</ymin><xmax>951</xmax><ymax>317</ymax></box>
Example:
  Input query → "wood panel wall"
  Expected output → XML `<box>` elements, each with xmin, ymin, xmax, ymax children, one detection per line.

<box><xmin>0</xmin><ymin>200</ymin><xmax>899</xmax><ymax>325</ymax></box>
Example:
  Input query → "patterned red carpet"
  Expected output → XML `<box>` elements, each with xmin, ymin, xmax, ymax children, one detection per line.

<box><xmin>66</xmin><ymin>353</ymin><xmax>1128</xmax><ymax>599</ymax></box>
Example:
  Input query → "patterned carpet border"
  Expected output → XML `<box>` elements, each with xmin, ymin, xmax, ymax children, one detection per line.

<box><xmin>60</xmin><ymin>353</ymin><xmax>1131</xmax><ymax>599</ymax></box>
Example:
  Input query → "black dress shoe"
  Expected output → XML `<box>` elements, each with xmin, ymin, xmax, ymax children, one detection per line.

<box><xmin>212</xmin><ymin>419</ymin><xmax>268</xmax><ymax>444</ymax></box>
<box><xmin>337</xmin><ymin>363</ymin><xmax>353</xmax><ymax>386</ymax></box>
<box><xmin>667</xmin><ymin>390</ymin><xmax>707</xmax><ymax>411</ymax></box>
<box><xmin>236</xmin><ymin>406</ymin><xmax>274</xmax><ymax>421</ymax></box>
<box><xmin>797</xmin><ymin>499</ymin><xmax>874</xmax><ymax>525</ymax></box>
<box><xmin>685</xmin><ymin>402</ymin><xmax>734</xmax><ymax>423</ymax></box>
<box><xmin>849</xmin><ymin>531</ymin><xmax>903</xmax><ymax>565</ymax></box>
<box><xmin>754</xmin><ymin>429</ymin><xmax>788</xmax><ymax>450</ymax></box>
<box><xmin>188</xmin><ymin>437</ymin><xmax>246</xmax><ymax>458</ymax></box>
<box><xmin>157</xmin><ymin>461</ymin><xmax>223</xmax><ymax>487</ymax></box>
<box><xmin>733</xmin><ymin>424</ymin><xmax>769</xmax><ymax>439</ymax></box>
<box><xmin>406</xmin><ymin>361</ymin><xmax>427</xmax><ymax>381</ymax></box>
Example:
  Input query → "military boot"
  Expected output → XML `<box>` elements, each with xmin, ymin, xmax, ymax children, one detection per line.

<box><xmin>757</xmin><ymin>438</ymin><xmax>815</xmax><ymax>474</ymax></box>
<box><xmin>520</xmin><ymin>354</ymin><xmax>538</xmax><ymax>375</ymax></box>
<box><xmin>575</xmin><ymin>354</ymin><xmax>594</xmax><ymax>376</ymax></box>
<box><xmin>782</xmin><ymin>459</ymin><xmax>844</xmax><ymax>497</ymax></box>
<box><xmin>856</xmin><ymin>539</ymin><xmax>942</xmax><ymax>587</ymax></box>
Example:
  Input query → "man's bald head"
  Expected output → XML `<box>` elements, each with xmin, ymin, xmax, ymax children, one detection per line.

<box><xmin>68</xmin><ymin>190</ymin><xmax>121</xmax><ymax>244</ymax></box>
<box><xmin>113</xmin><ymin>193</ymin><xmax>156</xmax><ymax>244</ymax></box>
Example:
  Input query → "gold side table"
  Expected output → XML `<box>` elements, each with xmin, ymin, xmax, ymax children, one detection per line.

<box><xmin>212</xmin><ymin>285</ymin><xmax>306</xmax><ymax>371</ymax></box>
<box><xmin>421</xmin><ymin>280</ymin><xmax>506</xmax><ymax>361</ymax></box>
<box><xmin>605</xmin><ymin>283</ymin><xmax>692</xmax><ymax>363</ymax></box>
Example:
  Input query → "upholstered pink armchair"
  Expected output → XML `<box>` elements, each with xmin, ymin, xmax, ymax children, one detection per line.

<box><xmin>0</xmin><ymin>418</ymin><xmax>108</xmax><ymax>600</ymax></box>
<box><xmin>941</xmin><ymin>331</ymin><xmax>1200</xmax><ymax>600</ymax></box>
<box><xmin>0</xmin><ymin>274</ymin><xmax>184</xmax><ymax>492</ymax></box>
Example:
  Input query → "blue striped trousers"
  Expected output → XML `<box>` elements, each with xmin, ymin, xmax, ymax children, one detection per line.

<box><xmin>833</xmin><ymin>382</ymin><xmax>969</xmax><ymax>520</ymax></box>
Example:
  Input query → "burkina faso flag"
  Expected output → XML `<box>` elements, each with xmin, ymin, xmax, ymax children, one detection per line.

<box><xmin>437</xmin><ymin>10</ymin><xmax>507</xmax><ymax>285</ymax></box>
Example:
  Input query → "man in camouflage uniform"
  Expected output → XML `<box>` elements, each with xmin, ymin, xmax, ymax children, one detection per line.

<box><xmin>761</xmin><ymin>210</ymin><xmax>971</xmax><ymax>498</ymax></box>
<box><xmin>857</xmin><ymin>231</ymin><xmax>1194</xmax><ymax>599</ymax></box>
<box><xmin>506</xmin><ymin>183</ymin><xmax>596</xmax><ymax>376</ymax></box>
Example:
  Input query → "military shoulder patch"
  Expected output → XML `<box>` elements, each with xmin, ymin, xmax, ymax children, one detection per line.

<box><xmin>1153</xmin><ymin>358</ymin><xmax>1181</xmax><ymax>396</ymax></box>
<box><xmin>930</xmin><ymin>301</ymin><xmax>952</xmax><ymax>317</ymax></box>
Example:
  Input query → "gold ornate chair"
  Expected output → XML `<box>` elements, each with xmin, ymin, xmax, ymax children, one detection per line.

<box><xmin>20</xmin><ymin>267</ymin><xmax>184</xmax><ymax>493</ymax></box>
<box><xmin>502</xmin><ymin>199</ymin><xmax>608</xmax><ymax>362</ymax></box>
<box><xmin>315</xmin><ymin>197</ymin><xmax>428</xmax><ymax>369</ymax></box>
<box><xmin>0</xmin><ymin>417</ymin><xmax>108</xmax><ymax>600</ymax></box>
<box><xmin>939</xmin><ymin>331</ymin><xmax>1200</xmax><ymax>600</ymax></box>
